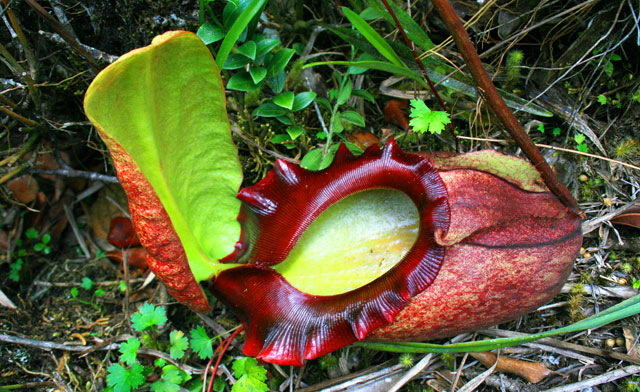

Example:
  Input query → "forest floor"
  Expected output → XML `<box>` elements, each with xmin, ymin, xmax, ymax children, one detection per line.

<box><xmin>1</xmin><ymin>0</ymin><xmax>640</xmax><ymax>391</ymax></box>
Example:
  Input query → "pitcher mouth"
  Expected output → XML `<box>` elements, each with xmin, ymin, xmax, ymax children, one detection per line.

<box><xmin>211</xmin><ymin>139</ymin><xmax>450</xmax><ymax>365</ymax></box>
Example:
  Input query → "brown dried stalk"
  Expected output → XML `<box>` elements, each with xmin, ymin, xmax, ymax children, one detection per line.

<box><xmin>430</xmin><ymin>0</ymin><xmax>580</xmax><ymax>214</ymax></box>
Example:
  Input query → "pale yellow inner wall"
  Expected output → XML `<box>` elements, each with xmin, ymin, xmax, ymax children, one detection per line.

<box><xmin>273</xmin><ymin>189</ymin><xmax>420</xmax><ymax>295</ymax></box>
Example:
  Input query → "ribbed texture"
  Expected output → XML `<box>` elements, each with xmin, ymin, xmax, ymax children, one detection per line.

<box><xmin>211</xmin><ymin>139</ymin><xmax>450</xmax><ymax>365</ymax></box>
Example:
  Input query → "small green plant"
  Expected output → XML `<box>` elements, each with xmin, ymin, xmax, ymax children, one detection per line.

<box><xmin>300</xmin><ymin>71</ymin><xmax>368</xmax><ymax>171</ymax></box>
<box><xmin>537</xmin><ymin>123</ymin><xmax>545</xmax><ymax>134</ymax></box>
<box><xmin>504</xmin><ymin>49</ymin><xmax>524</xmax><ymax>89</ymax></box>
<box><xmin>9</xmin><ymin>227</ymin><xmax>52</xmax><ymax>282</ymax></box>
<box><xmin>106</xmin><ymin>303</ymin><xmax>263</xmax><ymax>392</ymax></box>
<box><xmin>597</xmin><ymin>94</ymin><xmax>608</xmax><ymax>105</ymax></box>
<box><xmin>231</xmin><ymin>357</ymin><xmax>269</xmax><ymax>392</ymax></box>
<box><xmin>408</xmin><ymin>99</ymin><xmax>451</xmax><ymax>135</ymax></box>
<box><xmin>574</xmin><ymin>133</ymin><xmax>588</xmax><ymax>153</ymax></box>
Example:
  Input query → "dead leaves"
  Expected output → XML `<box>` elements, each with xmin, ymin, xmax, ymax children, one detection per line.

<box><xmin>611</xmin><ymin>204</ymin><xmax>640</xmax><ymax>229</ymax></box>
<box><xmin>384</xmin><ymin>99</ymin><xmax>409</xmax><ymax>130</ymax></box>
<box><xmin>470</xmin><ymin>352</ymin><xmax>552</xmax><ymax>384</ymax></box>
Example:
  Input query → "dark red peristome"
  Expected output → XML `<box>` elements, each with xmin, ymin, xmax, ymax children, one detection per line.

<box><xmin>211</xmin><ymin>140</ymin><xmax>450</xmax><ymax>365</ymax></box>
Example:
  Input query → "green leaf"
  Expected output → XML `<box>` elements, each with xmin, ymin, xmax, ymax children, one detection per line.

<box><xmin>286</xmin><ymin>125</ymin><xmax>304</xmax><ymax>140</ymax></box>
<box><xmin>292</xmin><ymin>92</ymin><xmax>317</xmax><ymax>111</ymax></box>
<box><xmin>227</xmin><ymin>72</ymin><xmax>260</xmax><ymax>91</ymax></box>
<box><xmin>25</xmin><ymin>227</ymin><xmax>38</xmax><ymax>240</ymax></box>
<box><xmin>341</xmin><ymin>7</ymin><xmax>406</xmax><ymax>68</ymax></box>
<box><xmin>537</xmin><ymin>123</ymin><xmax>545</xmax><ymax>133</ymax></box>
<box><xmin>341</xmin><ymin>110</ymin><xmax>365</xmax><ymax>127</ymax></box>
<box><xmin>358</xmin><ymin>7</ymin><xmax>381</xmax><ymax>21</ymax></box>
<box><xmin>80</xmin><ymin>277</ymin><xmax>93</xmax><ymax>290</ymax></box>
<box><xmin>151</xmin><ymin>366</ymin><xmax>184</xmax><ymax>392</ymax></box>
<box><xmin>33</xmin><ymin>243</ymin><xmax>45</xmax><ymax>252</ymax></box>
<box><xmin>84</xmin><ymin>32</ymin><xmax>243</xmax><ymax>281</ymax></box>
<box><xmin>574</xmin><ymin>133</ymin><xmax>586</xmax><ymax>144</ymax></box>
<box><xmin>364</xmin><ymin>0</ymin><xmax>435</xmax><ymax>51</ymax></box>
<box><xmin>248</xmin><ymin>67</ymin><xmax>267</xmax><ymax>84</ymax></box>
<box><xmin>408</xmin><ymin>99</ymin><xmax>450</xmax><ymax>134</ymax></box>
<box><xmin>347</xmin><ymin>54</ymin><xmax>376</xmax><ymax>74</ymax></box>
<box><xmin>267</xmin><ymin>48</ymin><xmax>295</xmax><ymax>77</ymax></box>
<box><xmin>41</xmin><ymin>234</ymin><xmax>51</xmax><ymax>244</ymax></box>
<box><xmin>223</xmin><ymin>54</ymin><xmax>252</xmax><ymax>70</ymax></box>
<box><xmin>273</xmin><ymin>91</ymin><xmax>294</xmax><ymax>110</ymax></box>
<box><xmin>70</xmin><ymin>287</ymin><xmax>78</xmax><ymax>298</ymax></box>
<box><xmin>351</xmin><ymin>89</ymin><xmax>375</xmax><ymax>103</ymax></box>
<box><xmin>337</xmin><ymin>78</ymin><xmax>352</xmax><ymax>106</ymax></box>
<box><xmin>300</xmin><ymin>149</ymin><xmax>324</xmax><ymax>171</ymax></box>
<box><xmin>107</xmin><ymin>363</ymin><xmax>145</xmax><ymax>392</ymax></box>
<box><xmin>216</xmin><ymin>0</ymin><xmax>268</xmax><ymax>70</ymax></box>
<box><xmin>119</xmin><ymin>337</ymin><xmax>140</xmax><ymax>366</ymax></box>
<box><xmin>552</xmin><ymin>127</ymin><xmax>562</xmax><ymax>137</ymax></box>
<box><xmin>254</xmin><ymin>102</ymin><xmax>287</xmax><ymax>117</ymax></box>
<box><xmin>131</xmin><ymin>303</ymin><xmax>167</xmax><ymax>331</ymax></box>
<box><xmin>577</xmin><ymin>143</ymin><xmax>589</xmax><ymax>153</ymax></box>
<box><xmin>231</xmin><ymin>357</ymin><xmax>268</xmax><ymax>392</ymax></box>
<box><xmin>305</xmin><ymin>60</ymin><xmax>553</xmax><ymax>117</ymax></box>
<box><xmin>190</xmin><ymin>326</ymin><xmax>213</xmax><ymax>359</ymax></box>
<box><xmin>267</xmin><ymin>71</ymin><xmax>286</xmax><ymax>93</ymax></box>
<box><xmin>169</xmin><ymin>330</ymin><xmax>189</xmax><ymax>359</ymax></box>
<box><xmin>275</xmin><ymin>114</ymin><xmax>294</xmax><ymax>125</ymax></box>
<box><xmin>255</xmin><ymin>37</ymin><xmax>280</xmax><ymax>58</ymax></box>
<box><xmin>94</xmin><ymin>289</ymin><xmax>105</xmax><ymax>297</ymax></box>
<box><xmin>236</xmin><ymin>41</ymin><xmax>257</xmax><ymax>59</ymax></box>
<box><xmin>197</xmin><ymin>22</ymin><xmax>225</xmax><ymax>45</ymax></box>
<box><xmin>597</xmin><ymin>94</ymin><xmax>607</xmax><ymax>105</ymax></box>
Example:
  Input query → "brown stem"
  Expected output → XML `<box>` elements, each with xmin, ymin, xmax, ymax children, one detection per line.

<box><xmin>430</xmin><ymin>0</ymin><xmax>580</xmax><ymax>215</ymax></box>
<box><xmin>380</xmin><ymin>0</ymin><xmax>458</xmax><ymax>151</ymax></box>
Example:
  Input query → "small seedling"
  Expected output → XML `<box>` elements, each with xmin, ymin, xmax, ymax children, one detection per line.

<box><xmin>131</xmin><ymin>303</ymin><xmax>168</xmax><ymax>331</ymax></box>
<box><xmin>574</xmin><ymin>133</ymin><xmax>588</xmax><ymax>153</ymax></box>
<box><xmin>409</xmin><ymin>99</ymin><xmax>451</xmax><ymax>135</ymax></box>
<box><xmin>231</xmin><ymin>357</ymin><xmax>269</xmax><ymax>392</ymax></box>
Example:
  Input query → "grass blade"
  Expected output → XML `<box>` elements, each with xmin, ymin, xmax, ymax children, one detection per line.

<box><xmin>364</xmin><ymin>0</ymin><xmax>435</xmax><ymax>51</ymax></box>
<box><xmin>356</xmin><ymin>295</ymin><xmax>640</xmax><ymax>353</ymax></box>
<box><xmin>341</xmin><ymin>7</ymin><xmax>406</xmax><ymax>69</ymax></box>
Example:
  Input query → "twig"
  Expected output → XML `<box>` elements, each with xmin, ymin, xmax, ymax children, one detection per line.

<box><xmin>582</xmin><ymin>200</ymin><xmax>639</xmax><ymax>234</ymax></box>
<box><xmin>0</xmin><ymin>287</ymin><xmax>17</xmax><ymax>309</ymax></box>
<box><xmin>561</xmin><ymin>282</ymin><xmax>637</xmax><ymax>300</ymax></box>
<box><xmin>23</xmin><ymin>0</ymin><xmax>100</xmax><ymax>72</ymax></box>
<box><xmin>25</xmin><ymin>167</ymin><xmax>119</xmax><ymax>183</ymax></box>
<box><xmin>455</xmin><ymin>135</ymin><xmax>640</xmax><ymax>171</ymax></box>
<box><xmin>63</xmin><ymin>204</ymin><xmax>91</xmax><ymax>259</ymax></box>
<box><xmin>230</xmin><ymin>122</ymin><xmax>300</xmax><ymax>164</ymax></box>
<box><xmin>541</xmin><ymin>365</ymin><xmax>640</xmax><ymax>392</ymax></box>
<box><xmin>430</xmin><ymin>0</ymin><xmax>580</xmax><ymax>215</ymax></box>
<box><xmin>481</xmin><ymin>329</ymin><xmax>640</xmax><ymax>365</ymax></box>
<box><xmin>0</xmin><ymin>333</ymin><xmax>204</xmax><ymax>374</ymax></box>
<box><xmin>38</xmin><ymin>30</ymin><xmax>118</xmax><ymax>64</ymax></box>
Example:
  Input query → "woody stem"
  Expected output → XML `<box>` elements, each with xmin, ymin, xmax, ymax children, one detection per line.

<box><xmin>430</xmin><ymin>0</ymin><xmax>580</xmax><ymax>214</ymax></box>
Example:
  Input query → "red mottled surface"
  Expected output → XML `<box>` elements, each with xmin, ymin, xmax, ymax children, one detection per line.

<box><xmin>211</xmin><ymin>140</ymin><xmax>450</xmax><ymax>365</ymax></box>
<box><xmin>108</xmin><ymin>217</ymin><xmax>141</xmax><ymax>248</ymax></box>
<box><xmin>99</xmin><ymin>132</ymin><xmax>211</xmax><ymax>313</ymax></box>
<box><xmin>369</xmin><ymin>169</ymin><xmax>582</xmax><ymax>340</ymax></box>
